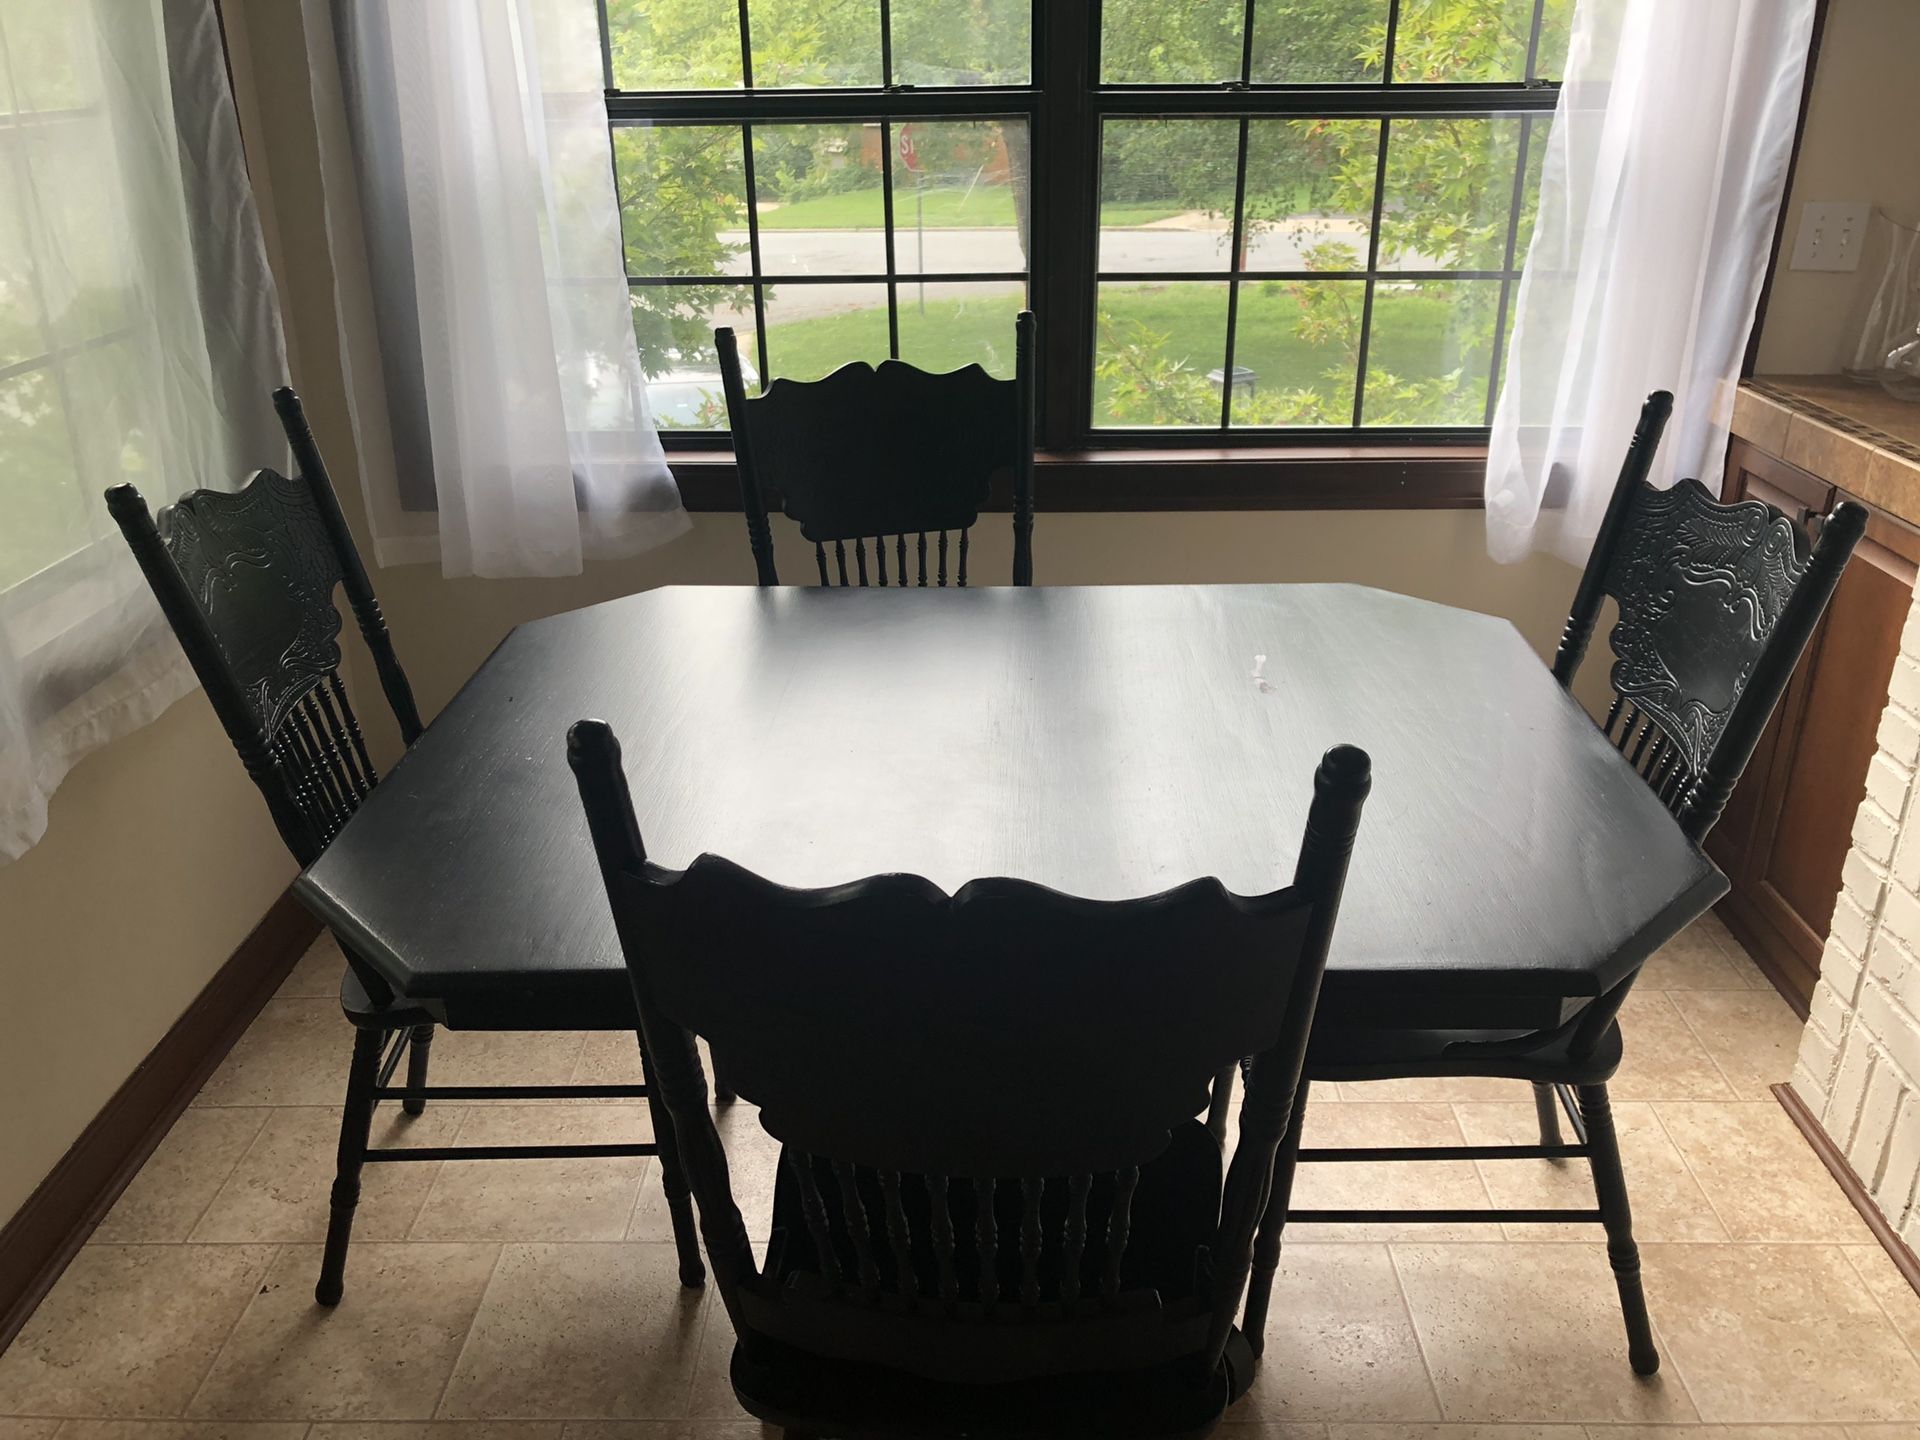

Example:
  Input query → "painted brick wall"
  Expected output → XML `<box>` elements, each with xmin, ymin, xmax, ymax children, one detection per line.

<box><xmin>1794</xmin><ymin>588</ymin><xmax>1920</xmax><ymax>1246</ymax></box>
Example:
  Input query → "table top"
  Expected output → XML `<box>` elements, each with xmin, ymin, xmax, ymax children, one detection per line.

<box><xmin>298</xmin><ymin>584</ymin><xmax>1726</xmax><ymax>1030</ymax></box>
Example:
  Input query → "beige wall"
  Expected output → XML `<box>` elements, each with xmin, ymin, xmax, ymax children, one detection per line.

<box><xmin>0</xmin><ymin>697</ymin><xmax>292</xmax><ymax>1220</ymax></box>
<box><xmin>1754</xmin><ymin>0</ymin><xmax>1920</xmax><ymax>376</ymax></box>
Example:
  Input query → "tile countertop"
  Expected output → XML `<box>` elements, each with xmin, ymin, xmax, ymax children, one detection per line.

<box><xmin>1736</xmin><ymin>375</ymin><xmax>1920</xmax><ymax>529</ymax></box>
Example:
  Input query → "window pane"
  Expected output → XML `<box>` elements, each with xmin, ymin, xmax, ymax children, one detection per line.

<box><xmin>603</xmin><ymin>0</ymin><xmax>744</xmax><ymax>89</ymax></box>
<box><xmin>1101</xmin><ymin>0</ymin><xmax>1244</xmax><ymax>83</ymax></box>
<box><xmin>1098</xmin><ymin>121</ymin><xmax>1238</xmax><ymax>273</ymax></box>
<box><xmin>1534</xmin><ymin>0</ymin><xmax>1575</xmax><ymax>80</ymax></box>
<box><xmin>1362</xmin><ymin>279</ymin><xmax>1499</xmax><ymax>426</ymax></box>
<box><xmin>1093</xmin><ymin>281</ymin><xmax>1229</xmax><ymax>429</ymax></box>
<box><xmin>1393</xmin><ymin>0</ymin><xmax>1539</xmax><ymax>83</ymax></box>
<box><xmin>1241</xmin><ymin>119</ymin><xmax>1379</xmax><ymax>272</ymax></box>
<box><xmin>897</xmin><ymin>282</ymin><xmax>1027</xmax><ymax>378</ymax></box>
<box><xmin>0</xmin><ymin>179</ymin><xmax>45</xmax><ymax>372</ymax></box>
<box><xmin>891</xmin><ymin>0</ymin><xmax>1032</xmax><ymax>85</ymax></box>
<box><xmin>1229</xmin><ymin>279</ymin><xmax>1365</xmax><ymax>426</ymax></box>
<box><xmin>632</xmin><ymin>284</ymin><xmax>756</xmax><ymax>428</ymax></box>
<box><xmin>748</xmin><ymin>0</ymin><xmax>882</xmax><ymax>87</ymax></box>
<box><xmin>614</xmin><ymin>125</ymin><xmax>750</xmax><ymax>278</ymax></box>
<box><xmin>753</xmin><ymin>124</ymin><xmax>888</xmax><ymax>275</ymax></box>
<box><xmin>1250</xmin><ymin>0</ymin><xmax>1389</xmax><ymax>84</ymax></box>
<box><xmin>764</xmin><ymin>282</ymin><xmax>890</xmax><ymax>382</ymax></box>
<box><xmin>1511</xmin><ymin>114</ymin><xmax>1550</xmax><ymax>259</ymax></box>
<box><xmin>0</xmin><ymin>5</ymin><xmax>92</xmax><ymax>116</ymax></box>
<box><xmin>1376</xmin><ymin>116</ymin><xmax>1522</xmax><ymax>272</ymax></box>
<box><xmin>890</xmin><ymin>121</ymin><xmax>1029</xmax><ymax>274</ymax></box>
<box><xmin>0</xmin><ymin>368</ymin><xmax>82</xmax><ymax>590</ymax></box>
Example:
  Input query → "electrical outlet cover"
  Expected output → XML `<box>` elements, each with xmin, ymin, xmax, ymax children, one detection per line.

<box><xmin>1791</xmin><ymin>201</ymin><xmax>1872</xmax><ymax>272</ymax></box>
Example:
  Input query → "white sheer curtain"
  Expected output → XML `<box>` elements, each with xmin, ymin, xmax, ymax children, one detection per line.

<box><xmin>306</xmin><ymin>0</ymin><xmax>688</xmax><ymax>579</ymax></box>
<box><xmin>1485</xmin><ymin>0</ymin><xmax>1817</xmax><ymax>566</ymax></box>
<box><xmin>0</xmin><ymin>0</ymin><xmax>287</xmax><ymax>862</ymax></box>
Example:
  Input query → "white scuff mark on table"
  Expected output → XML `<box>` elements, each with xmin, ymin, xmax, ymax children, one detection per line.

<box><xmin>1251</xmin><ymin>654</ymin><xmax>1273</xmax><ymax>693</ymax></box>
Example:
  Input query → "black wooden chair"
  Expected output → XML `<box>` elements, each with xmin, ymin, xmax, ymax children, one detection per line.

<box><xmin>105</xmin><ymin>387</ymin><xmax>705</xmax><ymax>1306</ymax></box>
<box><xmin>569</xmin><ymin>719</ymin><xmax>1372</xmax><ymax>1440</ymax></box>
<box><xmin>716</xmin><ymin>312</ymin><xmax>1037</xmax><ymax>589</ymax></box>
<box><xmin>1239</xmin><ymin>390</ymin><xmax>1868</xmax><ymax>1379</ymax></box>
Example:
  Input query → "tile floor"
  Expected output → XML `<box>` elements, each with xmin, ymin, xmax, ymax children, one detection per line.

<box><xmin>4</xmin><ymin>916</ymin><xmax>1919</xmax><ymax>1438</ymax></box>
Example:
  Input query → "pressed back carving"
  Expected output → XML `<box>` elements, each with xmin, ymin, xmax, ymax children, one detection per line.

<box><xmin>1553</xmin><ymin>391</ymin><xmax>1866</xmax><ymax>842</ymax></box>
<box><xmin>717</xmin><ymin>312</ymin><xmax>1037</xmax><ymax>588</ymax></box>
<box><xmin>106</xmin><ymin>387</ymin><xmax>423</xmax><ymax>871</ymax></box>
<box><xmin>569</xmin><ymin>718</ymin><xmax>1372</xmax><ymax>1392</ymax></box>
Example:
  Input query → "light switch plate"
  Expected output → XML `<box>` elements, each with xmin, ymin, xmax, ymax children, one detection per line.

<box><xmin>1791</xmin><ymin>201</ymin><xmax>1871</xmax><ymax>272</ymax></box>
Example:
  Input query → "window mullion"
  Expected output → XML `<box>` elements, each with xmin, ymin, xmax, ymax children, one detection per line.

<box><xmin>1525</xmin><ymin>0</ymin><xmax>1547</xmax><ymax>80</ymax></box>
<box><xmin>882</xmin><ymin>119</ymin><xmax>901</xmax><ymax>360</ymax></box>
<box><xmin>1035</xmin><ymin>0</ymin><xmax>1099</xmax><ymax>447</ymax></box>
<box><xmin>1219</xmin><ymin>116</ymin><xmax>1252</xmax><ymax>432</ymax></box>
<box><xmin>740</xmin><ymin>121</ymin><xmax>771</xmax><ymax>389</ymax></box>
<box><xmin>880</xmin><ymin>0</ymin><xmax>894</xmax><ymax>88</ymax></box>
<box><xmin>594</xmin><ymin>0</ymin><xmax>615</xmax><ymax>91</ymax></box>
<box><xmin>1349</xmin><ymin>116</ymin><xmax>1393</xmax><ymax>428</ymax></box>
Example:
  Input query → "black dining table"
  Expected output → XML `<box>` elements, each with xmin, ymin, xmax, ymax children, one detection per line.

<box><xmin>296</xmin><ymin>583</ymin><xmax>1727</xmax><ymax>1034</ymax></box>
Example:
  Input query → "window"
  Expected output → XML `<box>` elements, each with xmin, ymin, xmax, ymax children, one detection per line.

<box><xmin>601</xmin><ymin>0</ymin><xmax>1569</xmax><ymax>450</ymax></box>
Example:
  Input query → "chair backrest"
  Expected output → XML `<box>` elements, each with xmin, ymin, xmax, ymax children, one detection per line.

<box><xmin>106</xmin><ymin>387</ymin><xmax>423</xmax><ymax>870</ymax></box>
<box><xmin>1553</xmin><ymin>390</ymin><xmax>1866</xmax><ymax>843</ymax></box>
<box><xmin>569</xmin><ymin>718</ymin><xmax>1370</xmax><ymax>1389</ymax></box>
<box><xmin>717</xmin><ymin>312</ymin><xmax>1037</xmax><ymax>589</ymax></box>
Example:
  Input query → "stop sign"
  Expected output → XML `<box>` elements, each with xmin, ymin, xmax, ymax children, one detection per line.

<box><xmin>898</xmin><ymin>125</ymin><xmax>919</xmax><ymax>173</ymax></box>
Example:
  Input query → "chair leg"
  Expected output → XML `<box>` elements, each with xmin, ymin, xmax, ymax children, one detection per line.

<box><xmin>403</xmin><ymin>1023</ymin><xmax>434</xmax><ymax>1116</ymax></box>
<box><xmin>1532</xmin><ymin>1081</ymin><xmax>1564</xmax><ymax>1147</ymax></box>
<box><xmin>1206</xmin><ymin>1061</ymin><xmax>1237</xmax><ymax>1145</ymax></box>
<box><xmin>638</xmin><ymin>1034</ymin><xmax>706</xmax><ymax>1287</ymax></box>
<box><xmin>1241</xmin><ymin>1077</ymin><xmax>1312</xmax><ymax>1356</ymax></box>
<box><xmin>316</xmin><ymin>1025</ymin><xmax>385</xmax><ymax>1306</ymax></box>
<box><xmin>1577</xmin><ymin>1082</ymin><xmax>1659</xmax><ymax>1376</ymax></box>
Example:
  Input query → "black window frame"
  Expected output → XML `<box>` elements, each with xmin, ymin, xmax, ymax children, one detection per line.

<box><xmin>601</xmin><ymin>0</ymin><xmax>1563</xmax><ymax>463</ymax></box>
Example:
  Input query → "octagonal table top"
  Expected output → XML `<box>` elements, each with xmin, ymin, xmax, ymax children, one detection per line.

<box><xmin>297</xmin><ymin>583</ymin><xmax>1725</xmax><ymax>1030</ymax></box>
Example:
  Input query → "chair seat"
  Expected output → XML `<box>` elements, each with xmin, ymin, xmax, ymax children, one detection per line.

<box><xmin>1305</xmin><ymin>1019</ymin><xmax>1623</xmax><ymax>1086</ymax></box>
<box><xmin>728</xmin><ymin>1325</ymin><xmax>1243</xmax><ymax>1440</ymax></box>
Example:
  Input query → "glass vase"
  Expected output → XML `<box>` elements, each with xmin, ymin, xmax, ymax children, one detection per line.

<box><xmin>1845</xmin><ymin>209</ymin><xmax>1920</xmax><ymax>390</ymax></box>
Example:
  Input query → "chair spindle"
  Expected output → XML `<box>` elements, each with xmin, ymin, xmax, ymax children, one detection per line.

<box><xmin>832</xmin><ymin>1159</ymin><xmax>882</xmax><ymax>1293</ymax></box>
<box><xmin>1061</xmin><ymin>1172</ymin><xmax>1091</xmax><ymax>1305</ymax></box>
<box><xmin>879</xmin><ymin>1169</ymin><xmax>918</xmax><ymax>1298</ymax></box>
<box><xmin>931</xmin><ymin>1173</ymin><xmax>959</xmax><ymax>1301</ymax></box>
<box><xmin>1018</xmin><ymin>1177</ymin><xmax>1043</xmax><ymax>1306</ymax></box>
<box><xmin>792</xmin><ymin>1151</ymin><xmax>845</xmax><ymax>1286</ymax></box>
<box><xmin>975</xmin><ymin>1176</ymin><xmax>998</xmax><ymax>1304</ymax></box>
<box><xmin>1102</xmin><ymin>1166</ymin><xmax>1139</xmax><ymax>1301</ymax></box>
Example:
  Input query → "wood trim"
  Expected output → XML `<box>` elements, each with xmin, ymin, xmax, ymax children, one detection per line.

<box><xmin>1775</xmin><ymin>1081</ymin><xmax>1920</xmax><ymax>1297</ymax></box>
<box><xmin>669</xmin><ymin>447</ymin><xmax>1488</xmax><ymax>513</ymax></box>
<box><xmin>0</xmin><ymin>889</ymin><xmax>320</xmax><ymax>1352</ymax></box>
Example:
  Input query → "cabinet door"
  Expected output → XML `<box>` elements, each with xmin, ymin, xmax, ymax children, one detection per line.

<box><xmin>1711</xmin><ymin>436</ymin><xmax>1916</xmax><ymax>1011</ymax></box>
<box><xmin>1705</xmin><ymin>441</ymin><xmax>1834</xmax><ymax>914</ymax></box>
<box><xmin>1744</xmin><ymin>515</ymin><xmax>1918</xmax><ymax>1002</ymax></box>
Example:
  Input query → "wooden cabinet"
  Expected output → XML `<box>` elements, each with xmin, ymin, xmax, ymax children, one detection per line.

<box><xmin>1709</xmin><ymin>438</ymin><xmax>1920</xmax><ymax>1014</ymax></box>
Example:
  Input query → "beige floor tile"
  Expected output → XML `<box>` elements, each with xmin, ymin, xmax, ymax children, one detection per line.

<box><xmin>1656</xmin><ymin>1102</ymin><xmax>1871</xmax><ymax>1243</ymax></box>
<box><xmin>421</xmin><ymin>1032</ymin><xmax>587</xmax><ymax>1091</ymax></box>
<box><xmin>571</xmin><ymin>1032</ymin><xmax>648</xmax><ymax>1091</ymax></box>
<box><xmin>52</xmin><ymin>1425</ymin><xmax>311</xmax><ymax>1438</ymax></box>
<box><xmin>279</xmin><ymin>932</ymin><xmax>348</xmax><ymax>999</ymax></box>
<box><xmin>1391</xmin><ymin>1243</ymin><xmax>1697</xmax><ymax>1424</ymax></box>
<box><xmin>410</xmin><ymin>1106</ymin><xmax>652</xmax><ymax>1242</ymax></box>
<box><xmin>1666</xmin><ymin>992</ymin><xmax>1805</xmax><ymax>1099</ymax></box>
<box><xmin>1608</xmin><ymin>992</ymin><xmax>1737</xmax><ymax>1103</ymax></box>
<box><xmin>1332</xmin><ymin>1079</ymin><xmax>1525</xmax><ymax>1104</ymax></box>
<box><xmin>1586</xmin><ymin>1427</ymin><xmax>1850</xmax><ymax>1437</ymax></box>
<box><xmin>561</xmin><ymin>1427</ymin><xmax>778</xmax><ymax>1439</ymax></box>
<box><xmin>437</xmin><ymin>1243</ymin><xmax>706</xmax><ymax>1420</ymax></box>
<box><xmin>631</xmin><ymin>1106</ymin><xmax>776</xmax><ymax>1246</ymax></box>
<box><xmin>1637</xmin><ymin>915</ymin><xmax>1753</xmax><ymax>991</ymax></box>
<box><xmin>1286</xmin><ymin>1104</ymin><xmax>1495</xmax><ymax>1242</ymax></box>
<box><xmin>188</xmin><ymin>1243</ymin><xmax>499</xmax><ymax>1422</ymax></box>
<box><xmin>0</xmin><ymin>1422</ymin><xmax>60</xmax><ymax>1438</ymax></box>
<box><xmin>91</xmin><ymin>1109</ymin><xmax>270</xmax><ymax>1243</ymax></box>
<box><xmin>192</xmin><ymin>1105</ymin><xmax>462</xmax><ymax>1243</ymax></box>
<box><xmin>0</xmin><ymin>1245</ymin><xmax>274</xmax><ymax>1419</ymax></box>
<box><xmin>684</xmin><ymin>1299</ymin><xmax>750</xmax><ymax>1422</ymax></box>
<box><xmin>1321</xmin><ymin>1427</ymin><xmax>1585</xmax><ymax>1438</ymax></box>
<box><xmin>1850</xmin><ymin>1426</ymin><xmax>1920</xmax><ymax>1438</ymax></box>
<box><xmin>1211</xmin><ymin>1425</ymin><xmax>1329</xmax><ymax>1438</ymax></box>
<box><xmin>1452</xmin><ymin>1102</ymin><xmax>1728</xmax><ymax>1243</ymax></box>
<box><xmin>1641</xmin><ymin>1243</ymin><xmax>1920</xmax><ymax>1423</ymax></box>
<box><xmin>194</xmin><ymin>998</ymin><xmax>359</xmax><ymax>1107</ymax></box>
<box><xmin>1845</xmin><ymin>1244</ymin><xmax>1920</xmax><ymax>1357</ymax></box>
<box><xmin>307</xmin><ymin>1426</ymin><xmax>565</xmax><ymax>1438</ymax></box>
<box><xmin>1237</xmin><ymin>1243</ymin><xmax>1441</xmax><ymax>1423</ymax></box>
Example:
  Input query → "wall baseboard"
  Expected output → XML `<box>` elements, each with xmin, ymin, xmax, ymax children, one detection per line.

<box><xmin>1775</xmin><ymin>1080</ymin><xmax>1920</xmax><ymax>1296</ymax></box>
<box><xmin>0</xmin><ymin>889</ymin><xmax>319</xmax><ymax>1352</ymax></box>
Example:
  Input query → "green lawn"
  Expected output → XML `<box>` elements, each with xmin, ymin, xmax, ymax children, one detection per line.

<box><xmin>760</xmin><ymin>281</ymin><xmax>1488</xmax><ymax>426</ymax></box>
<box><xmin>757</xmin><ymin>185</ymin><xmax>1182</xmax><ymax>230</ymax></box>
